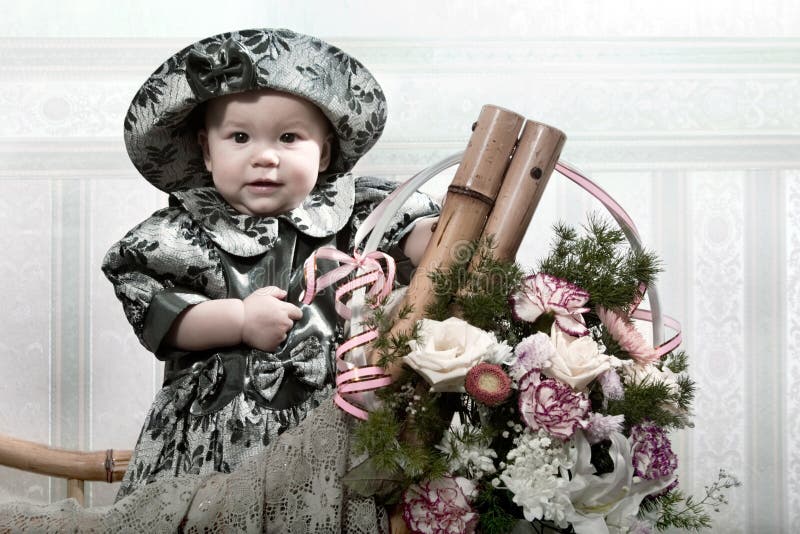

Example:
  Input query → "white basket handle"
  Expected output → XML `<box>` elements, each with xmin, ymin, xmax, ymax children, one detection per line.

<box><xmin>356</xmin><ymin>155</ymin><xmax>682</xmax><ymax>355</ymax></box>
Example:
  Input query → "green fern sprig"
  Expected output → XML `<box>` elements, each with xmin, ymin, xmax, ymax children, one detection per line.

<box><xmin>474</xmin><ymin>486</ymin><xmax>521</xmax><ymax>534</ymax></box>
<box><xmin>538</xmin><ymin>215</ymin><xmax>661</xmax><ymax>312</ymax></box>
<box><xmin>425</xmin><ymin>236</ymin><xmax>530</xmax><ymax>344</ymax></box>
<box><xmin>360</xmin><ymin>299</ymin><xmax>419</xmax><ymax>368</ymax></box>
<box><xmin>351</xmin><ymin>393</ymin><xmax>449</xmax><ymax>485</ymax></box>
<box><xmin>663</xmin><ymin>350</ymin><xmax>690</xmax><ymax>374</ymax></box>
<box><xmin>605</xmin><ymin>378</ymin><xmax>693</xmax><ymax>430</ymax></box>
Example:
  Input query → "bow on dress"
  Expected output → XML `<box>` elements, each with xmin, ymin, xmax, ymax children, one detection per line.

<box><xmin>168</xmin><ymin>339</ymin><xmax>329</xmax><ymax>417</ymax></box>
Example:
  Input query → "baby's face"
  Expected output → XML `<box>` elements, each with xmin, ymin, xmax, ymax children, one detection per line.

<box><xmin>198</xmin><ymin>89</ymin><xmax>332</xmax><ymax>217</ymax></box>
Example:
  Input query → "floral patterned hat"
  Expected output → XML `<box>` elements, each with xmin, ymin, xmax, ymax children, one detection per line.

<box><xmin>124</xmin><ymin>28</ymin><xmax>387</xmax><ymax>193</ymax></box>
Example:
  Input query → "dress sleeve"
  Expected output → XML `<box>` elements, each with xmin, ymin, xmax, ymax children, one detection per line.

<box><xmin>347</xmin><ymin>176</ymin><xmax>440</xmax><ymax>284</ymax></box>
<box><xmin>101</xmin><ymin>207</ymin><xmax>226</xmax><ymax>354</ymax></box>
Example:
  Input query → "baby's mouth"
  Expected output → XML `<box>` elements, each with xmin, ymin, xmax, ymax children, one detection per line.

<box><xmin>247</xmin><ymin>179</ymin><xmax>281</xmax><ymax>189</ymax></box>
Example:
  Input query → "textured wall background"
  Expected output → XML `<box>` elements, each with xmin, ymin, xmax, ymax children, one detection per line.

<box><xmin>0</xmin><ymin>2</ymin><xmax>798</xmax><ymax>531</ymax></box>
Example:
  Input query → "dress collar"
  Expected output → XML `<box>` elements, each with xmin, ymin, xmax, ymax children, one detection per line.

<box><xmin>170</xmin><ymin>173</ymin><xmax>355</xmax><ymax>257</ymax></box>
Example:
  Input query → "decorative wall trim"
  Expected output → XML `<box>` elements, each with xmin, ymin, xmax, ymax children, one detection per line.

<box><xmin>2</xmin><ymin>38</ymin><xmax>799</xmax><ymax>74</ymax></box>
<box><xmin>1</xmin><ymin>38</ymin><xmax>797</xmax><ymax>173</ymax></box>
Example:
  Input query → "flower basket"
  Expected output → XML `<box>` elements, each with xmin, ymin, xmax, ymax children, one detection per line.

<box><xmin>303</xmin><ymin>105</ymin><xmax>738</xmax><ymax>534</ymax></box>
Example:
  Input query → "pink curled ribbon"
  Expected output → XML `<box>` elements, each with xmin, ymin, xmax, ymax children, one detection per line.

<box><xmin>630</xmin><ymin>308</ymin><xmax>683</xmax><ymax>358</ymax></box>
<box><xmin>302</xmin><ymin>247</ymin><xmax>396</xmax><ymax>419</ymax></box>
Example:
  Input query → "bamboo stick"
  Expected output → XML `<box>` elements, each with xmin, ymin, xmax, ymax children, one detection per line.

<box><xmin>479</xmin><ymin>119</ymin><xmax>566</xmax><ymax>261</ymax></box>
<box><xmin>382</xmin><ymin>110</ymin><xmax>566</xmax><ymax>534</ymax></box>
<box><xmin>379</xmin><ymin>105</ymin><xmax>524</xmax><ymax>374</ymax></box>
<box><xmin>0</xmin><ymin>433</ymin><xmax>130</xmax><ymax>483</ymax></box>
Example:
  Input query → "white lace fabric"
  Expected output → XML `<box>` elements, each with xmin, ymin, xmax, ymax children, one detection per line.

<box><xmin>0</xmin><ymin>401</ymin><xmax>388</xmax><ymax>533</ymax></box>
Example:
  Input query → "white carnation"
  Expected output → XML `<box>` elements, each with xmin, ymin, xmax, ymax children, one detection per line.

<box><xmin>483</xmin><ymin>339</ymin><xmax>514</xmax><ymax>366</ymax></box>
<box><xmin>498</xmin><ymin>429</ymin><xmax>576</xmax><ymax>527</ymax></box>
<box><xmin>437</xmin><ymin>424</ymin><xmax>498</xmax><ymax>480</ymax></box>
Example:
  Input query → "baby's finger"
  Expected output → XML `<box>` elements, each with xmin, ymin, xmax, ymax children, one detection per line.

<box><xmin>284</xmin><ymin>302</ymin><xmax>303</xmax><ymax>321</ymax></box>
<box><xmin>254</xmin><ymin>286</ymin><xmax>286</xmax><ymax>299</ymax></box>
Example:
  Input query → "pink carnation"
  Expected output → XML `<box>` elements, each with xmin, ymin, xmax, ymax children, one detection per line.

<box><xmin>518</xmin><ymin>375</ymin><xmax>590</xmax><ymax>440</ymax></box>
<box><xmin>597</xmin><ymin>306</ymin><xmax>660</xmax><ymax>364</ymax></box>
<box><xmin>628</xmin><ymin>519</ymin><xmax>654</xmax><ymax>534</ymax></box>
<box><xmin>512</xmin><ymin>332</ymin><xmax>554</xmax><ymax>379</ymax></box>
<box><xmin>465</xmin><ymin>363</ymin><xmax>512</xmax><ymax>406</ymax></box>
<box><xmin>510</xmin><ymin>273</ymin><xmax>590</xmax><ymax>336</ymax></box>
<box><xmin>585</xmin><ymin>412</ymin><xmax>625</xmax><ymax>444</ymax></box>
<box><xmin>517</xmin><ymin>369</ymin><xmax>542</xmax><ymax>392</ymax></box>
<box><xmin>629</xmin><ymin>422</ymin><xmax>679</xmax><ymax>495</ymax></box>
<box><xmin>402</xmin><ymin>476</ymin><xmax>478</xmax><ymax>534</ymax></box>
<box><xmin>597</xmin><ymin>368</ymin><xmax>625</xmax><ymax>400</ymax></box>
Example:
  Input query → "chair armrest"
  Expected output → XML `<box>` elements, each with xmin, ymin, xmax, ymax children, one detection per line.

<box><xmin>0</xmin><ymin>433</ymin><xmax>130</xmax><ymax>483</ymax></box>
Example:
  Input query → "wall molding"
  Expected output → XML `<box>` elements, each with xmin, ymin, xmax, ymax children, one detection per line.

<box><xmin>1</xmin><ymin>37</ymin><xmax>797</xmax><ymax>171</ymax></box>
<box><xmin>2</xmin><ymin>37</ymin><xmax>799</xmax><ymax>74</ymax></box>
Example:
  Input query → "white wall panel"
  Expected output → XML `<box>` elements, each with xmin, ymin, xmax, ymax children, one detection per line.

<box><xmin>689</xmin><ymin>173</ymin><xmax>747</xmax><ymax>531</ymax></box>
<box><xmin>786</xmin><ymin>172</ymin><xmax>800</xmax><ymax>532</ymax></box>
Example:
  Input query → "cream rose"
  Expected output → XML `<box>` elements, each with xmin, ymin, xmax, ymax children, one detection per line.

<box><xmin>405</xmin><ymin>317</ymin><xmax>507</xmax><ymax>392</ymax></box>
<box><xmin>543</xmin><ymin>324</ymin><xmax>613</xmax><ymax>391</ymax></box>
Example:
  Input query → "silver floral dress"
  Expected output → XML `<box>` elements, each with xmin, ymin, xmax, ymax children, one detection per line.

<box><xmin>102</xmin><ymin>173</ymin><xmax>437</xmax><ymax>501</ymax></box>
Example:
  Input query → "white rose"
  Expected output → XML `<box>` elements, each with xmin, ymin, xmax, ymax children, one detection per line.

<box><xmin>543</xmin><ymin>324</ymin><xmax>613</xmax><ymax>391</ymax></box>
<box><xmin>405</xmin><ymin>317</ymin><xmax>502</xmax><ymax>392</ymax></box>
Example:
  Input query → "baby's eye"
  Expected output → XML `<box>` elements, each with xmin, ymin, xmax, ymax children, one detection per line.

<box><xmin>233</xmin><ymin>132</ymin><xmax>249</xmax><ymax>143</ymax></box>
<box><xmin>279</xmin><ymin>133</ymin><xmax>297</xmax><ymax>143</ymax></box>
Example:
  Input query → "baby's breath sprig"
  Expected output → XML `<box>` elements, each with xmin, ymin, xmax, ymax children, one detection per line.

<box><xmin>641</xmin><ymin>469</ymin><xmax>742</xmax><ymax>531</ymax></box>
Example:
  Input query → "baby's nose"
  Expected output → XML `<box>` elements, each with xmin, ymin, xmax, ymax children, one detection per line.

<box><xmin>252</xmin><ymin>145</ymin><xmax>279</xmax><ymax>166</ymax></box>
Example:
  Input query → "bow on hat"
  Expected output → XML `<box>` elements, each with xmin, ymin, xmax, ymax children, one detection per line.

<box><xmin>186</xmin><ymin>38</ymin><xmax>257</xmax><ymax>99</ymax></box>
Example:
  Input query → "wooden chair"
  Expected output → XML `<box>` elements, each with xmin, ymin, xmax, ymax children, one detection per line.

<box><xmin>0</xmin><ymin>433</ymin><xmax>130</xmax><ymax>506</ymax></box>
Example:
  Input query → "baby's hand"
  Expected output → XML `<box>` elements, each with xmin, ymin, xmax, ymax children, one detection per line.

<box><xmin>403</xmin><ymin>217</ymin><xmax>438</xmax><ymax>266</ymax></box>
<box><xmin>241</xmin><ymin>286</ymin><xmax>303</xmax><ymax>352</ymax></box>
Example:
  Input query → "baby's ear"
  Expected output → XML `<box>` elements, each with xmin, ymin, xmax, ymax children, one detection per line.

<box><xmin>318</xmin><ymin>134</ymin><xmax>333</xmax><ymax>172</ymax></box>
<box><xmin>197</xmin><ymin>129</ymin><xmax>213</xmax><ymax>172</ymax></box>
